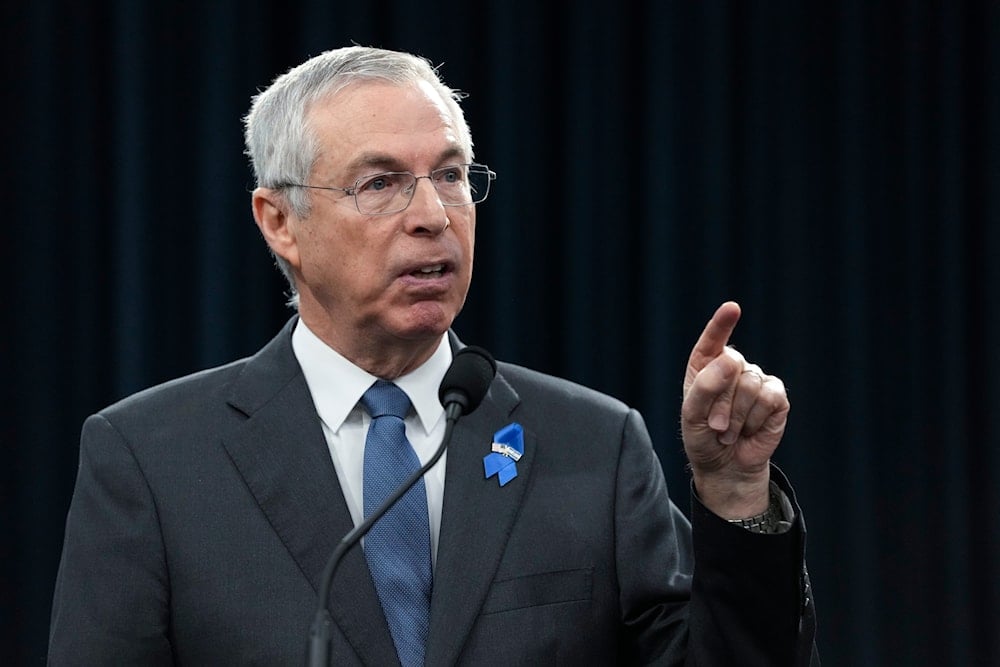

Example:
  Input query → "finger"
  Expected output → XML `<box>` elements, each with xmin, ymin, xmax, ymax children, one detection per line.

<box><xmin>718</xmin><ymin>364</ymin><xmax>765</xmax><ymax>445</ymax></box>
<box><xmin>686</xmin><ymin>301</ymin><xmax>742</xmax><ymax>375</ymax></box>
<box><xmin>682</xmin><ymin>346</ymin><xmax>745</xmax><ymax>428</ymax></box>
<box><xmin>740</xmin><ymin>375</ymin><xmax>790</xmax><ymax>437</ymax></box>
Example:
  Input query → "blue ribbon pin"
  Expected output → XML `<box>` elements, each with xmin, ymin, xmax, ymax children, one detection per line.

<box><xmin>484</xmin><ymin>423</ymin><xmax>524</xmax><ymax>486</ymax></box>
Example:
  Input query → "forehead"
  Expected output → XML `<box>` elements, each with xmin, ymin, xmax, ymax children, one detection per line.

<box><xmin>307</xmin><ymin>80</ymin><xmax>465</xmax><ymax>175</ymax></box>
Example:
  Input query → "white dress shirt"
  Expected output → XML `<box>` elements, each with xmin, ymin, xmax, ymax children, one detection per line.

<box><xmin>291</xmin><ymin>319</ymin><xmax>452</xmax><ymax>566</ymax></box>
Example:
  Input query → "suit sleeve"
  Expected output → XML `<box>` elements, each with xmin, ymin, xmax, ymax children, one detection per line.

<box><xmin>689</xmin><ymin>464</ymin><xmax>817</xmax><ymax>666</ymax></box>
<box><xmin>614</xmin><ymin>408</ymin><xmax>818</xmax><ymax>666</ymax></box>
<box><xmin>48</xmin><ymin>414</ymin><xmax>173</xmax><ymax>666</ymax></box>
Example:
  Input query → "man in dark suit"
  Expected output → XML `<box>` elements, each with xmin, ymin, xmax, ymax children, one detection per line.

<box><xmin>49</xmin><ymin>46</ymin><xmax>818</xmax><ymax>665</ymax></box>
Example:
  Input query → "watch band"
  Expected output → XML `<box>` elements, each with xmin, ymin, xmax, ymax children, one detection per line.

<box><xmin>727</xmin><ymin>484</ymin><xmax>793</xmax><ymax>534</ymax></box>
<box><xmin>728</xmin><ymin>502</ymin><xmax>782</xmax><ymax>533</ymax></box>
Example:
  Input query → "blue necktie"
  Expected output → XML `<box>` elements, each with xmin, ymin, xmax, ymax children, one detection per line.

<box><xmin>361</xmin><ymin>381</ymin><xmax>431</xmax><ymax>667</ymax></box>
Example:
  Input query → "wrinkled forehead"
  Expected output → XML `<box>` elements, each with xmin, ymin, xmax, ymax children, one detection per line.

<box><xmin>318</xmin><ymin>79</ymin><xmax>463</xmax><ymax>134</ymax></box>
<box><xmin>307</xmin><ymin>80</ymin><xmax>469</xmax><ymax>172</ymax></box>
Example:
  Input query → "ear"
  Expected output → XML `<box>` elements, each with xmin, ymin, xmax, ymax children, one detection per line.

<box><xmin>252</xmin><ymin>188</ymin><xmax>300</xmax><ymax>269</ymax></box>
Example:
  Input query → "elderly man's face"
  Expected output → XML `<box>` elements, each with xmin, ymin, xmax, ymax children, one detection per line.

<box><xmin>285</xmin><ymin>80</ymin><xmax>476</xmax><ymax>359</ymax></box>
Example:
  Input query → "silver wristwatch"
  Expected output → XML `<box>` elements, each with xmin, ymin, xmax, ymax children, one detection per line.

<box><xmin>727</xmin><ymin>484</ymin><xmax>794</xmax><ymax>534</ymax></box>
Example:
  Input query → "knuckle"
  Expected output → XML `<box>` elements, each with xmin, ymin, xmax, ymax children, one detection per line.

<box><xmin>723</xmin><ymin>346</ymin><xmax>746</xmax><ymax>365</ymax></box>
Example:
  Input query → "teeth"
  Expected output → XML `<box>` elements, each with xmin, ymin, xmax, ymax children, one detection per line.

<box><xmin>418</xmin><ymin>264</ymin><xmax>444</xmax><ymax>274</ymax></box>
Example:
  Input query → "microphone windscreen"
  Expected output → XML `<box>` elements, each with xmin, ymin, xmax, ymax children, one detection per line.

<box><xmin>439</xmin><ymin>346</ymin><xmax>497</xmax><ymax>415</ymax></box>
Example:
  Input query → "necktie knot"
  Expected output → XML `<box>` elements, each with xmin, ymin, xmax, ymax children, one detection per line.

<box><xmin>361</xmin><ymin>380</ymin><xmax>411</xmax><ymax>420</ymax></box>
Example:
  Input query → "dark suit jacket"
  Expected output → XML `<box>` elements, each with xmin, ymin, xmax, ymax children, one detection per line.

<box><xmin>49</xmin><ymin>318</ymin><xmax>817</xmax><ymax>665</ymax></box>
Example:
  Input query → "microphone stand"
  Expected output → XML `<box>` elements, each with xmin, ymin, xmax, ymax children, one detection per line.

<box><xmin>306</xmin><ymin>401</ymin><xmax>464</xmax><ymax>667</ymax></box>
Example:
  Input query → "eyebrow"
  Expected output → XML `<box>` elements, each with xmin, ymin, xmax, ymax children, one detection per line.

<box><xmin>342</xmin><ymin>146</ymin><xmax>467</xmax><ymax>178</ymax></box>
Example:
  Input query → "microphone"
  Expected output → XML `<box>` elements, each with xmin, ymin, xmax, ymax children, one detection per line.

<box><xmin>307</xmin><ymin>345</ymin><xmax>496</xmax><ymax>666</ymax></box>
<box><xmin>438</xmin><ymin>345</ymin><xmax>497</xmax><ymax>420</ymax></box>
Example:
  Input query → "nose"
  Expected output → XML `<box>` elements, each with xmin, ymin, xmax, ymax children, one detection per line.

<box><xmin>403</xmin><ymin>176</ymin><xmax>449</xmax><ymax>235</ymax></box>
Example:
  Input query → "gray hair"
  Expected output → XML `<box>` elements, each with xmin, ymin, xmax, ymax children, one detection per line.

<box><xmin>243</xmin><ymin>46</ymin><xmax>474</xmax><ymax>306</ymax></box>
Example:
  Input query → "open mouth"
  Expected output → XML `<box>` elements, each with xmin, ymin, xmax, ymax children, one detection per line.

<box><xmin>410</xmin><ymin>263</ymin><xmax>446</xmax><ymax>278</ymax></box>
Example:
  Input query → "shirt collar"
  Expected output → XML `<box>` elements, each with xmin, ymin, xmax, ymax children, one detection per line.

<box><xmin>291</xmin><ymin>319</ymin><xmax>452</xmax><ymax>436</ymax></box>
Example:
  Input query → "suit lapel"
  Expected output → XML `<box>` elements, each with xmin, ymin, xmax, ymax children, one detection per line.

<box><xmin>425</xmin><ymin>369</ymin><xmax>532</xmax><ymax>665</ymax></box>
<box><xmin>221</xmin><ymin>319</ymin><xmax>399</xmax><ymax>666</ymax></box>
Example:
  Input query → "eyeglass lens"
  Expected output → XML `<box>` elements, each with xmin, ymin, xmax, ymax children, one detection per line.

<box><xmin>354</xmin><ymin>165</ymin><xmax>491</xmax><ymax>214</ymax></box>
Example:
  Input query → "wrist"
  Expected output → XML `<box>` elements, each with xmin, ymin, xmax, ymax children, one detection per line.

<box><xmin>691</xmin><ymin>466</ymin><xmax>771</xmax><ymax>519</ymax></box>
<box><xmin>727</xmin><ymin>483</ymin><xmax>794</xmax><ymax>534</ymax></box>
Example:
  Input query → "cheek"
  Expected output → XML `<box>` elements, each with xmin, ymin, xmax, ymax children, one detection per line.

<box><xmin>457</xmin><ymin>215</ymin><xmax>476</xmax><ymax>260</ymax></box>
<box><xmin>464</xmin><ymin>232</ymin><xmax>475</xmax><ymax>274</ymax></box>
<box><xmin>298</xmin><ymin>223</ymin><xmax>354</xmax><ymax>284</ymax></box>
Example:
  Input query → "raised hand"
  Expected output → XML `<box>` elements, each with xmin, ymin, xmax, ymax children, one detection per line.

<box><xmin>681</xmin><ymin>302</ymin><xmax>790</xmax><ymax>518</ymax></box>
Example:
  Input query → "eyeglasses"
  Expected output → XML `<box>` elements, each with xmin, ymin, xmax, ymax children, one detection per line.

<box><xmin>278</xmin><ymin>163</ymin><xmax>496</xmax><ymax>216</ymax></box>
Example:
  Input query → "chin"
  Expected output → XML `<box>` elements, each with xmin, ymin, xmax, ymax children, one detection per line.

<box><xmin>398</xmin><ymin>303</ymin><xmax>459</xmax><ymax>339</ymax></box>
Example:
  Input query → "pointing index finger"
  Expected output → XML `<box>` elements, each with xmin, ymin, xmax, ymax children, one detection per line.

<box><xmin>687</xmin><ymin>301</ymin><xmax>742</xmax><ymax>373</ymax></box>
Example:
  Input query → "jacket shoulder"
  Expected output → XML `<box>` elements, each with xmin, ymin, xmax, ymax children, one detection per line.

<box><xmin>496</xmin><ymin>360</ymin><xmax>632</xmax><ymax>420</ymax></box>
<box><xmin>96</xmin><ymin>318</ymin><xmax>300</xmax><ymax>428</ymax></box>
<box><xmin>99</xmin><ymin>358</ymin><xmax>250</xmax><ymax>421</ymax></box>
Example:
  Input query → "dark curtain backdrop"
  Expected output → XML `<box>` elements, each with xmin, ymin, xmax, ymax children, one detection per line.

<box><xmin>3</xmin><ymin>1</ymin><xmax>997</xmax><ymax>665</ymax></box>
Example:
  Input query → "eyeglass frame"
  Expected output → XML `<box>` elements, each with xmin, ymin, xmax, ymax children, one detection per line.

<box><xmin>275</xmin><ymin>162</ymin><xmax>496</xmax><ymax>216</ymax></box>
